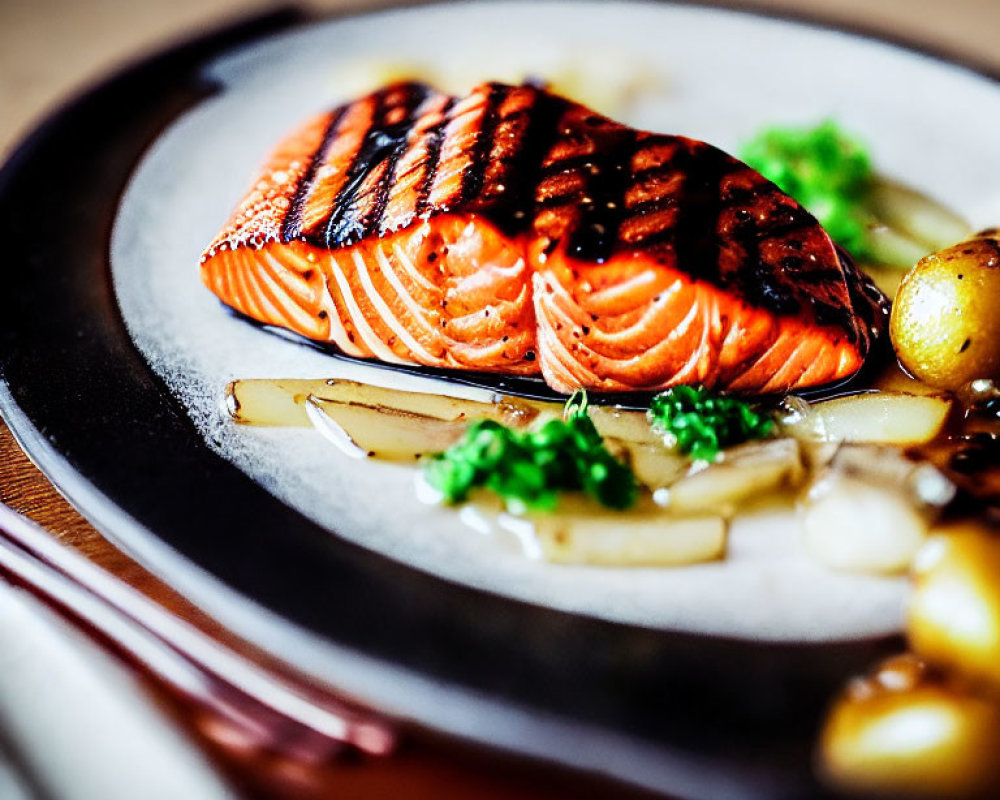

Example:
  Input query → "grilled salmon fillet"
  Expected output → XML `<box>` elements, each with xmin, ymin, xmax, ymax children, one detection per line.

<box><xmin>200</xmin><ymin>82</ymin><xmax>888</xmax><ymax>395</ymax></box>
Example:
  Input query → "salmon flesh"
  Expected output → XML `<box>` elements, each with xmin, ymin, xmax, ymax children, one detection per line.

<box><xmin>200</xmin><ymin>82</ymin><xmax>888</xmax><ymax>395</ymax></box>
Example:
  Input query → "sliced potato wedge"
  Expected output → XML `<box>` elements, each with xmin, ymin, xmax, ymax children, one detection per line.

<box><xmin>311</xmin><ymin>379</ymin><xmax>542</xmax><ymax>425</ymax></box>
<box><xmin>225</xmin><ymin>378</ymin><xmax>326</xmax><ymax>426</ymax></box>
<box><xmin>608</xmin><ymin>439</ymin><xmax>689</xmax><ymax>490</ymax></box>
<box><xmin>497</xmin><ymin>499</ymin><xmax>726</xmax><ymax>566</ymax></box>
<box><xmin>227</xmin><ymin>378</ymin><xmax>664</xmax><ymax>444</ymax></box>
<box><xmin>589</xmin><ymin>405</ymin><xmax>662</xmax><ymax>446</ymax></box>
<box><xmin>227</xmin><ymin>378</ymin><xmax>545</xmax><ymax>428</ymax></box>
<box><xmin>871</xmin><ymin>361</ymin><xmax>945</xmax><ymax>397</ymax></box>
<box><xmin>867</xmin><ymin>177</ymin><xmax>972</xmax><ymax>254</ymax></box>
<box><xmin>658</xmin><ymin>438</ymin><xmax>805</xmax><ymax>516</ymax></box>
<box><xmin>801</xmin><ymin>445</ymin><xmax>954</xmax><ymax>574</ymax></box>
<box><xmin>865</xmin><ymin>223</ymin><xmax>937</xmax><ymax>270</ymax></box>
<box><xmin>781</xmin><ymin>391</ymin><xmax>951</xmax><ymax>446</ymax></box>
<box><xmin>306</xmin><ymin>397</ymin><xmax>467</xmax><ymax>460</ymax></box>
<box><xmin>803</xmin><ymin>476</ymin><xmax>929</xmax><ymax>574</ymax></box>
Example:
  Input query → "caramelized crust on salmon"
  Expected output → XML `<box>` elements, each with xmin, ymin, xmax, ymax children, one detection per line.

<box><xmin>201</xmin><ymin>82</ymin><xmax>888</xmax><ymax>395</ymax></box>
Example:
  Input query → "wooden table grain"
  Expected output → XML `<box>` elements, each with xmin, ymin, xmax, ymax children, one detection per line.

<box><xmin>1</xmin><ymin>0</ymin><xmax>999</xmax><ymax>797</ymax></box>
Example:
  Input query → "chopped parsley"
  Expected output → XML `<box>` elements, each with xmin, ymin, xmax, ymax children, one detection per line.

<box><xmin>741</xmin><ymin>120</ymin><xmax>875</xmax><ymax>261</ymax></box>
<box><xmin>648</xmin><ymin>385</ymin><xmax>773</xmax><ymax>462</ymax></box>
<box><xmin>423</xmin><ymin>392</ymin><xmax>637</xmax><ymax>511</ymax></box>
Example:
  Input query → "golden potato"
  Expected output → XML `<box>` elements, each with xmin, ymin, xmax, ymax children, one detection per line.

<box><xmin>890</xmin><ymin>233</ymin><xmax>1000</xmax><ymax>390</ymax></box>
<box><xmin>819</xmin><ymin>654</ymin><xmax>1000</xmax><ymax>798</ymax></box>
<box><xmin>908</xmin><ymin>520</ymin><xmax>1000</xmax><ymax>691</ymax></box>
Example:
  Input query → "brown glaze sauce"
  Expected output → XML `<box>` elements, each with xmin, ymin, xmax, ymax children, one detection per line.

<box><xmin>912</xmin><ymin>383</ymin><xmax>1000</xmax><ymax>514</ymax></box>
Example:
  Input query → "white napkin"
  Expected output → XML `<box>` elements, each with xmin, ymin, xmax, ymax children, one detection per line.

<box><xmin>0</xmin><ymin>578</ymin><xmax>237</xmax><ymax>800</ymax></box>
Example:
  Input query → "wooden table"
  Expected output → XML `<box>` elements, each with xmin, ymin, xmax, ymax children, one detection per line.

<box><xmin>1</xmin><ymin>1</ymin><xmax>998</xmax><ymax>797</ymax></box>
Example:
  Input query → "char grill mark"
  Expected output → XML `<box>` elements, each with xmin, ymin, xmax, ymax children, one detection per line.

<box><xmin>742</xmin><ymin>259</ymin><xmax>803</xmax><ymax>315</ymax></box>
<box><xmin>319</xmin><ymin>82</ymin><xmax>430</xmax><ymax>248</ymax></box>
<box><xmin>414</xmin><ymin>97</ymin><xmax>456</xmax><ymax>217</ymax></box>
<box><xmin>617</xmin><ymin>141</ymin><xmax>685</xmax><ymax>249</ymax></box>
<box><xmin>364</xmin><ymin>84</ymin><xmax>432</xmax><ymax>238</ymax></box>
<box><xmin>565</xmin><ymin>127</ymin><xmax>637</xmax><ymax>263</ymax></box>
<box><xmin>281</xmin><ymin>107</ymin><xmax>347</xmax><ymax>242</ymax></box>
<box><xmin>474</xmin><ymin>87</ymin><xmax>571</xmax><ymax>234</ymax></box>
<box><xmin>472</xmin><ymin>89</ymin><xmax>550</xmax><ymax>216</ymax></box>
<box><xmin>530</xmin><ymin>102</ymin><xmax>615</xmax><ymax>246</ymax></box>
<box><xmin>323</xmin><ymin>83</ymin><xmax>398</xmax><ymax>246</ymax></box>
<box><xmin>458</xmin><ymin>83</ymin><xmax>508</xmax><ymax>205</ymax></box>
<box><xmin>666</xmin><ymin>141</ymin><xmax>731</xmax><ymax>286</ymax></box>
<box><xmin>294</xmin><ymin>95</ymin><xmax>380</xmax><ymax>239</ymax></box>
<box><xmin>422</xmin><ymin>85</ymin><xmax>497</xmax><ymax>211</ymax></box>
<box><xmin>466</xmin><ymin>86</ymin><xmax>530</xmax><ymax>211</ymax></box>
<box><xmin>375</xmin><ymin>91</ymin><xmax>453</xmax><ymax>235</ymax></box>
<box><xmin>713</xmin><ymin>161</ymin><xmax>867</xmax><ymax>338</ymax></box>
<box><xmin>752</xmin><ymin>202</ymin><xmax>817</xmax><ymax>241</ymax></box>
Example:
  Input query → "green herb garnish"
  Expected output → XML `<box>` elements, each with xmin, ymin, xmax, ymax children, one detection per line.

<box><xmin>423</xmin><ymin>392</ymin><xmax>637</xmax><ymax>511</ymax></box>
<box><xmin>648</xmin><ymin>386</ymin><xmax>773</xmax><ymax>462</ymax></box>
<box><xmin>741</xmin><ymin>120</ymin><xmax>874</xmax><ymax>261</ymax></box>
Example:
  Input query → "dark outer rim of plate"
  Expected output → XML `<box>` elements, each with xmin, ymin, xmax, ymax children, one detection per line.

<box><xmin>4</xmin><ymin>1</ymin><xmax>993</xmax><ymax>797</ymax></box>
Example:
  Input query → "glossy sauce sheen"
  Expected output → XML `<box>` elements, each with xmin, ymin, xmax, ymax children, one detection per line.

<box><xmin>200</xmin><ymin>82</ymin><xmax>888</xmax><ymax>395</ymax></box>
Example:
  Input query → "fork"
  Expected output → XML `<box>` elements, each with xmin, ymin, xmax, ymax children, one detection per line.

<box><xmin>0</xmin><ymin>503</ymin><xmax>396</xmax><ymax>768</ymax></box>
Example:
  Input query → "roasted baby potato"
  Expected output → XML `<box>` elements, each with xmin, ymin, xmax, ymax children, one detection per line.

<box><xmin>819</xmin><ymin>654</ymin><xmax>1000</xmax><ymax>799</ymax></box>
<box><xmin>908</xmin><ymin>520</ymin><xmax>1000</xmax><ymax>691</ymax></box>
<box><xmin>890</xmin><ymin>232</ymin><xmax>1000</xmax><ymax>390</ymax></box>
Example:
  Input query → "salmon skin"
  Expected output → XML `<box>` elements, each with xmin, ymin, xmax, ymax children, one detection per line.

<box><xmin>200</xmin><ymin>82</ymin><xmax>888</xmax><ymax>395</ymax></box>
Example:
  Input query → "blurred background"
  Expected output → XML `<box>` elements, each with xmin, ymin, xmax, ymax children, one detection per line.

<box><xmin>3</xmin><ymin>0</ymin><xmax>1000</xmax><ymax>159</ymax></box>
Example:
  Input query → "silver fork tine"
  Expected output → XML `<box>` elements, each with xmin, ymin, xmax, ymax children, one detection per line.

<box><xmin>0</xmin><ymin>505</ymin><xmax>396</xmax><ymax>763</ymax></box>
